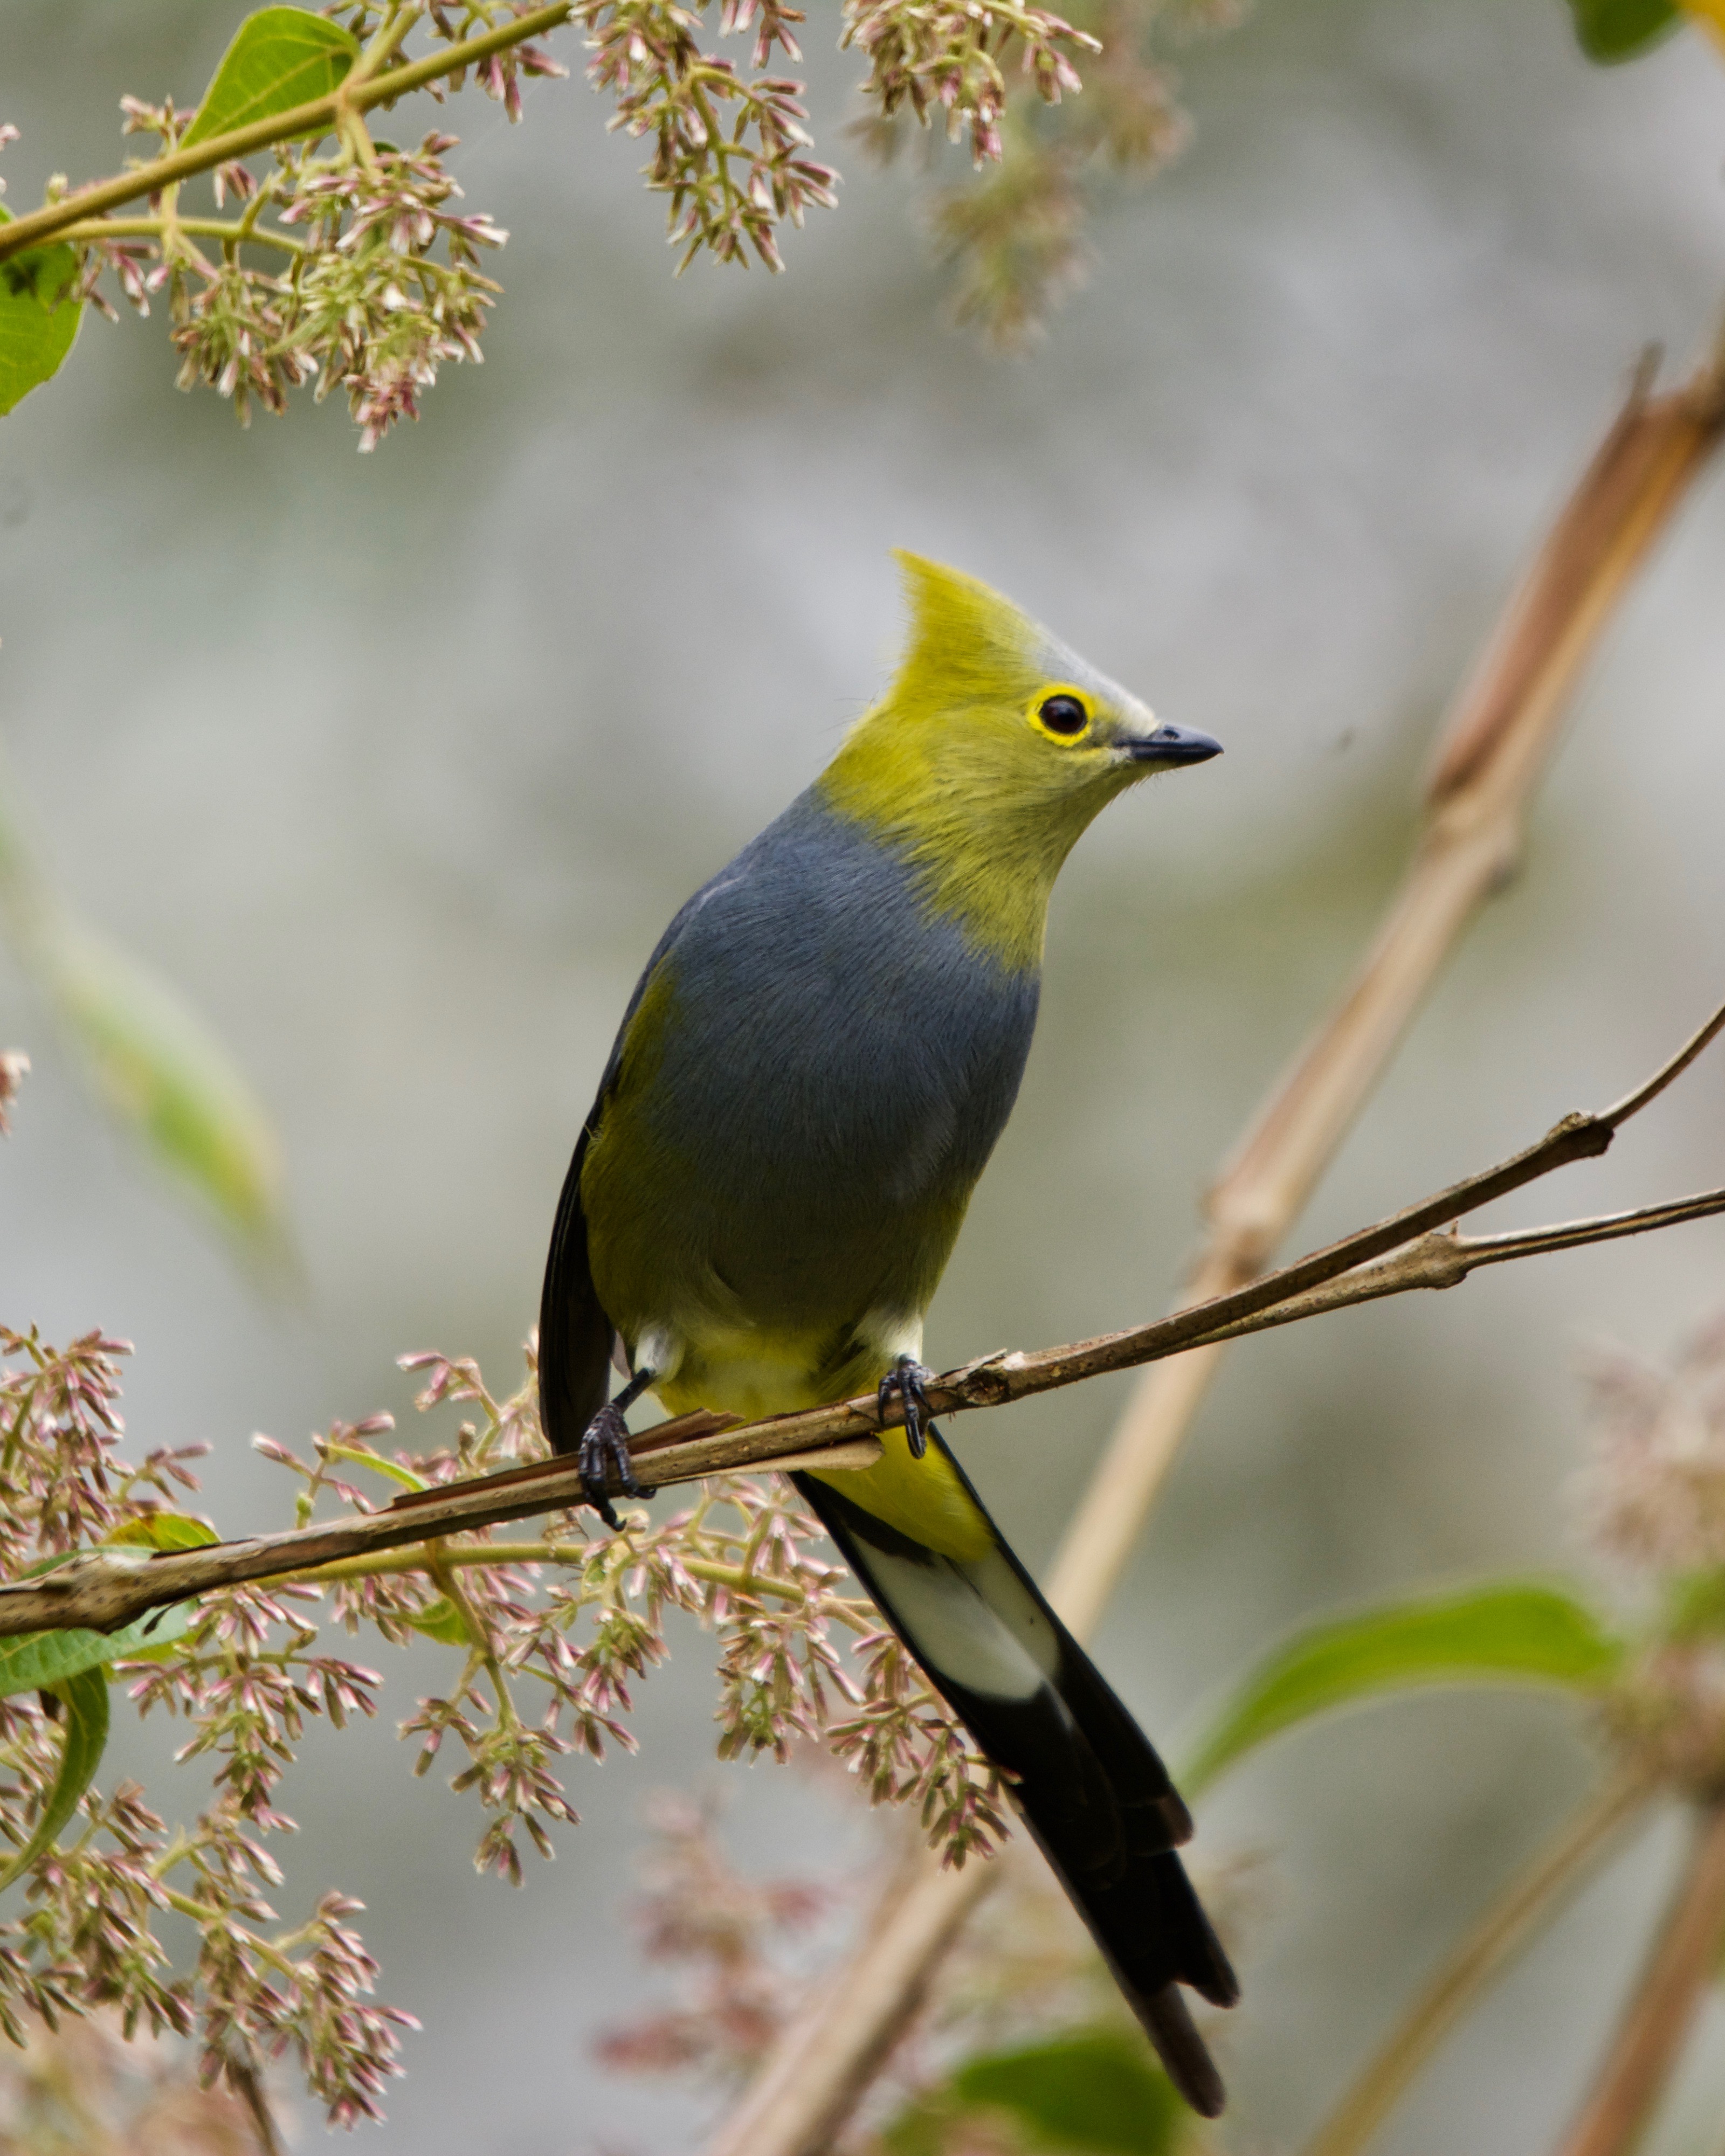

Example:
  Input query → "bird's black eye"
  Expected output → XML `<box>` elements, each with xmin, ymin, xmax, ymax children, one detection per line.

<box><xmin>1037</xmin><ymin>694</ymin><xmax>1089</xmax><ymax>738</ymax></box>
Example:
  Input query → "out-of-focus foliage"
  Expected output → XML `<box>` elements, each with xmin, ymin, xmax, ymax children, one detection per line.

<box><xmin>598</xmin><ymin>1793</ymin><xmax>1231</xmax><ymax>2151</ymax></box>
<box><xmin>0</xmin><ymin>778</ymin><xmax>289</xmax><ymax>1263</ymax></box>
<box><xmin>882</xmin><ymin>2026</ymin><xmax>1186</xmax><ymax>2154</ymax></box>
<box><xmin>33</xmin><ymin>919</ymin><xmax>289</xmax><ymax>1263</ymax></box>
<box><xmin>1564</xmin><ymin>0</ymin><xmax>1682</xmax><ymax>63</ymax></box>
<box><xmin>594</xmin><ymin>1793</ymin><xmax>831</xmax><ymax>2084</ymax></box>
<box><xmin>0</xmin><ymin>2012</ymin><xmax>264</xmax><ymax>2155</ymax></box>
<box><xmin>1180</xmin><ymin>1581</ymin><xmax>1625</xmax><ymax>1795</ymax></box>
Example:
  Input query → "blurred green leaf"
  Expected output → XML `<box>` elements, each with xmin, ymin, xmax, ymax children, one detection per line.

<box><xmin>35</xmin><ymin>914</ymin><xmax>289</xmax><ymax>1260</ymax></box>
<box><xmin>1182</xmin><ymin>1582</ymin><xmax>1624</xmax><ymax>1795</ymax></box>
<box><xmin>884</xmin><ymin>2027</ymin><xmax>1185</xmax><ymax>2155</ymax></box>
<box><xmin>1564</xmin><ymin>0</ymin><xmax>1681</xmax><ymax>61</ymax></box>
<box><xmin>182</xmin><ymin>7</ymin><xmax>360</xmax><ymax>148</ymax></box>
<box><xmin>0</xmin><ymin>209</ymin><xmax>81</xmax><ymax>417</ymax></box>
<box><xmin>107</xmin><ymin>1512</ymin><xmax>220</xmax><ymax>1552</ymax></box>
<box><xmin>0</xmin><ymin>1666</ymin><xmax>108</xmax><ymax>1895</ymax></box>
<box><xmin>407</xmin><ymin>1596</ymin><xmax>475</xmax><ymax>1647</ymax></box>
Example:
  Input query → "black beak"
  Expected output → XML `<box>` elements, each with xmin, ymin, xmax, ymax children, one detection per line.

<box><xmin>1125</xmin><ymin>723</ymin><xmax>1223</xmax><ymax>766</ymax></box>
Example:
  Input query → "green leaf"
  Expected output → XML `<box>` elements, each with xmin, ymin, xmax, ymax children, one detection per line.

<box><xmin>884</xmin><ymin>2028</ymin><xmax>1186</xmax><ymax>2156</ymax></box>
<box><xmin>0</xmin><ymin>208</ymin><xmax>81</xmax><ymax>417</ymax></box>
<box><xmin>0</xmin><ymin>1594</ymin><xmax>191</xmax><ymax>1699</ymax></box>
<box><xmin>34</xmin><ymin>914</ymin><xmax>290</xmax><ymax>1262</ymax></box>
<box><xmin>0</xmin><ymin>1666</ymin><xmax>108</xmax><ymax>1894</ymax></box>
<box><xmin>182</xmin><ymin>7</ymin><xmax>360</xmax><ymax>148</ymax></box>
<box><xmin>1182</xmin><ymin>1581</ymin><xmax>1624</xmax><ymax>1795</ymax></box>
<box><xmin>407</xmin><ymin>1597</ymin><xmax>475</xmax><ymax>1647</ymax></box>
<box><xmin>107</xmin><ymin>1512</ymin><xmax>220</xmax><ymax>1552</ymax></box>
<box><xmin>1564</xmin><ymin>0</ymin><xmax>1682</xmax><ymax>62</ymax></box>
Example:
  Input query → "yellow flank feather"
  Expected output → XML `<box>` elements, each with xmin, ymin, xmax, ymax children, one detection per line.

<box><xmin>818</xmin><ymin>554</ymin><xmax>1161</xmax><ymax>969</ymax></box>
<box><xmin>807</xmin><ymin>1427</ymin><xmax>996</xmax><ymax>1563</ymax></box>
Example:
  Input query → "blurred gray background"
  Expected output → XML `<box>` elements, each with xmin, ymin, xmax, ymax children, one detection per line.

<box><xmin>4</xmin><ymin>0</ymin><xmax>1725</xmax><ymax>2148</ymax></box>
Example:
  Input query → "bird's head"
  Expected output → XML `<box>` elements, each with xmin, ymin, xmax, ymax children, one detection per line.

<box><xmin>820</xmin><ymin>556</ymin><xmax>1220</xmax><ymax>959</ymax></box>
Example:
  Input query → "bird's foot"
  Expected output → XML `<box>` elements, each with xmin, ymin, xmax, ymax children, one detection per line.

<box><xmin>577</xmin><ymin>1400</ymin><xmax>657</xmax><ymax>1531</ymax></box>
<box><xmin>879</xmin><ymin>1355</ymin><xmax>938</xmax><ymax>1461</ymax></box>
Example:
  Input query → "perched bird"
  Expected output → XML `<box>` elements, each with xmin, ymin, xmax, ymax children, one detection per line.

<box><xmin>539</xmin><ymin>554</ymin><xmax>1237</xmax><ymax>2112</ymax></box>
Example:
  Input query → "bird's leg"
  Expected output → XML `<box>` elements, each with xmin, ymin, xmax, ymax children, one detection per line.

<box><xmin>878</xmin><ymin>1353</ymin><xmax>938</xmax><ymax>1461</ymax></box>
<box><xmin>578</xmin><ymin>1366</ymin><xmax>659</xmax><ymax>1531</ymax></box>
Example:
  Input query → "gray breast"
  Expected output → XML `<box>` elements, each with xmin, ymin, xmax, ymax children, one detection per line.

<box><xmin>642</xmin><ymin>790</ymin><xmax>1039</xmax><ymax>1242</ymax></box>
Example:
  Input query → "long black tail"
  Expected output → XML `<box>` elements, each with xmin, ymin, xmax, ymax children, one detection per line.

<box><xmin>792</xmin><ymin>1445</ymin><xmax>1237</xmax><ymax>2117</ymax></box>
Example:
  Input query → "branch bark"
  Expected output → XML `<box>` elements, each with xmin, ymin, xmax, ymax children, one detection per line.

<box><xmin>703</xmin><ymin>330</ymin><xmax>1725</xmax><ymax>2156</ymax></box>
<box><xmin>1549</xmin><ymin>1800</ymin><xmax>1725</xmax><ymax>2156</ymax></box>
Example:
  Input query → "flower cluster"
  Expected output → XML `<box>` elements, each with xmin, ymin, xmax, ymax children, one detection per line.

<box><xmin>582</xmin><ymin>0</ymin><xmax>838</xmax><ymax>271</ymax></box>
<box><xmin>910</xmin><ymin>0</ymin><xmax>1247</xmax><ymax>343</ymax></box>
<box><xmin>844</xmin><ymin>0</ymin><xmax>1095</xmax><ymax>163</ymax></box>
<box><xmin>0</xmin><ymin>1331</ymin><xmax>413</xmax><ymax>2136</ymax></box>
<box><xmin>26</xmin><ymin>0</ymin><xmax>1213</xmax><ymax>441</ymax></box>
<box><xmin>81</xmin><ymin>105</ymin><xmax>507</xmax><ymax>447</ymax></box>
<box><xmin>0</xmin><ymin>1326</ymin><xmax>202</xmax><ymax>1563</ymax></box>
<box><xmin>0</xmin><ymin>1321</ymin><xmax>1009</xmax><ymax>2129</ymax></box>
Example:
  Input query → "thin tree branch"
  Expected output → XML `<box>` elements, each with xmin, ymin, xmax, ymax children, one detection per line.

<box><xmin>1550</xmin><ymin>1799</ymin><xmax>1725</xmax><ymax>2156</ymax></box>
<box><xmin>1300</xmin><ymin>1771</ymin><xmax>1656</xmax><ymax>2156</ymax></box>
<box><xmin>705</xmin><ymin>330</ymin><xmax>1725</xmax><ymax>2156</ymax></box>
<box><xmin>1046</xmin><ymin>321</ymin><xmax>1725</xmax><ymax>1641</ymax></box>
<box><xmin>0</xmin><ymin>1005</ymin><xmax>1722</xmax><ymax>1641</ymax></box>
<box><xmin>0</xmin><ymin>3</ymin><xmax>575</xmax><ymax>265</ymax></box>
<box><xmin>56</xmin><ymin>216</ymin><xmax>307</xmax><ymax>256</ymax></box>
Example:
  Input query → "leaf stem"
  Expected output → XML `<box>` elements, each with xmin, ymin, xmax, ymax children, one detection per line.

<box><xmin>0</xmin><ymin>2</ymin><xmax>576</xmax><ymax>264</ymax></box>
<box><xmin>1300</xmin><ymin>1770</ymin><xmax>1655</xmax><ymax>2156</ymax></box>
<box><xmin>56</xmin><ymin>216</ymin><xmax>306</xmax><ymax>257</ymax></box>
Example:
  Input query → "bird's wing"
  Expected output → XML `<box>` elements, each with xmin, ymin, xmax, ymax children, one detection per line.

<box><xmin>538</xmin><ymin>1110</ymin><xmax>616</xmax><ymax>1455</ymax></box>
<box><xmin>538</xmin><ymin>884</ymin><xmax>719</xmax><ymax>1456</ymax></box>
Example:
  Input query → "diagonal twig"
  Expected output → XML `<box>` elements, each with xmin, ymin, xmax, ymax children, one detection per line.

<box><xmin>0</xmin><ymin>4</ymin><xmax>576</xmax><ymax>265</ymax></box>
<box><xmin>705</xmin><ymin>328</ymin><xmax>1725</xmax><ymax>2156</ymax></box>
<box><xmin>0</xmin><ymin>995</ymin><xmax>1723</xmax><ymax>1641</ymax></box>
<box><xmin>1548</xmin><ymin>1799</ymin><xmax>1725</xmax><ymax>2156</ymax></box>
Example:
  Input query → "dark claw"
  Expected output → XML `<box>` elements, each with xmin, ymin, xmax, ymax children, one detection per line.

<box><xmin>577</xmin><ymin>1400</ymin><xmax>657</xmax><ymax>1530</ymax></box>
<box><xmin>878</xmin><ymin>1354</ymin><xmax>938</xmax><ymax>1461</ymax></box>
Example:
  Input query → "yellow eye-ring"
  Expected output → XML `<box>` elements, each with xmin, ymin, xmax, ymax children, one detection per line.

<box><xmin>1033</xmin><ymin>689</ymin><xmax>1091</xmax><ymax>742</ymax></box>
